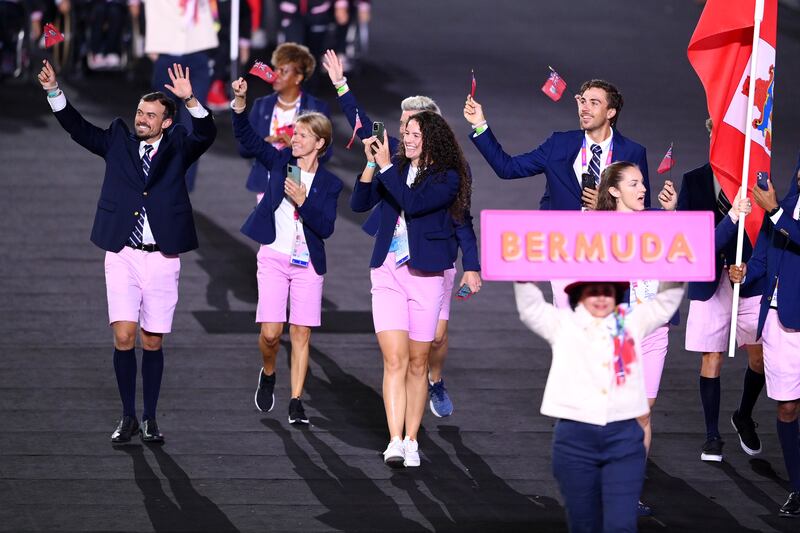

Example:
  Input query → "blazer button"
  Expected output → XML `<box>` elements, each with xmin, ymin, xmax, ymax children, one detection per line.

<box><xmin>600</xmin><ymin>388</ymin><xmax>608</xmax><ymax>395</ymax></box>
<box><xmin>134</xmin><ymin>211</ymin><xmax>139</xmax><ymax>216</ymax></box>
<box><xmin>143</xmin><ymin>191</ymin><xmax>148</xmax><ymax>196</ymax></box>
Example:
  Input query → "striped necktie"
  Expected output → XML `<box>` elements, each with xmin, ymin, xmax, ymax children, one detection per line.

<box><xmin>128</xmin><ymin>145</ymin><xmax>153</xmax><ymax>247</ymax></box>
<box><xmin>589</xmin><ymin>144</ymin><xmax>603</xmax><ymax>185</ymax></box>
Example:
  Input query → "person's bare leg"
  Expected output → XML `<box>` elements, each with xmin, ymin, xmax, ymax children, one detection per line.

<box><xmin>377</xmin><ymin>330</ymin><xmax>410</xmax><ymax>440</ymax></box>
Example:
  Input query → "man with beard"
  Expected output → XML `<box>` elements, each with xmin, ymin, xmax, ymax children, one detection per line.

<box><xmin>463</xmin><ymin>79</ymin><xmax>650</xmax><ymax>308</ymax></box>
<box><xmin>37</xmin><ymin>59</ymin><xmax>217</xmax><ymax>444</ymax></box>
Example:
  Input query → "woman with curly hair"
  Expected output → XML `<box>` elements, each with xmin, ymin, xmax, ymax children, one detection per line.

<box><xmin>352</xmin><ymin>111</ymin><xmax>470</xmax><ymax>468</ymax></box>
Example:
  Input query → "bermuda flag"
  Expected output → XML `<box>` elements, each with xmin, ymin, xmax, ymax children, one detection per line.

<box><xmin>346</xmin><ymin>109</ymin><xmax>363</xmax><ymax>150</ymax></box>
<box><xmin>657</xmin><ymin>143</ymin><xmax>674</xmax><ymax>174</ymax></box>
<box><xmin>43</xmin><ymin>23</ymin><xmax>65</xmax><ymax>48</ymax></box>
<box><xmin>249</xmin><ymin>61</ymin><xmax>277</xmax><ymax>83</ymax></box>
<box><xmin>688</xmin><ymin>0</ymin><xmax>777</xmax><ymax>245</ymax></box>
<box><xmin>541</xmin><ymin>67</ymin><xmax>567</xmax><ymax>102</ymax></box>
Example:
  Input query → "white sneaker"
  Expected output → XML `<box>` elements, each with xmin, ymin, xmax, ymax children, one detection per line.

<box><xmin>105</xmin><ymin>53</ymin><xmax>121</xmax><ymax>68</ymax></box>
<box><xmin>403</xmin><ymin>436</ymin><xmax>420</xmax><ymax>467</ymax></box>
<box><xmin>383</xmin><ymin>437</ymin><xmax>404</xmax><ymax>468</ymax></box>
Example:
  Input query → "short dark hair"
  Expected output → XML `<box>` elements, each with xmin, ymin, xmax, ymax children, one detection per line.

<box><xmin>140</xmin><ymin>92</ymin><xmax>176</xmax><ymax>120</ymax></box>
<box><xmin>271</xmin><ymin>42</ymin><xmax>316</xmax><ymax>81</ymax></box>
<box><xmin>579</xmin><ymin>79</ymin><xmax>623</xmax><ymax>127</ymax></box>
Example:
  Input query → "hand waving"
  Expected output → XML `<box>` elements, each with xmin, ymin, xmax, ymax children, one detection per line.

<box><xmin>322</xmin><ymin>49</ymin><xmax>345</xmax><ymax>85</ymax></box>
<box><xmin>164</xmin><ymin>63</ymin><xmax>193</xmax><ymax>100</ymax></box>
<box><xmin>37</xmin><ymin>59</ymin><xmax>58</xmax><ymax>91</ymax></box>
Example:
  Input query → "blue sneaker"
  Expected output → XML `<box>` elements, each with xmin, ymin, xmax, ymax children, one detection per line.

<box><xmin>428</xmin><ymin>379</ymin><xmax>453</xmax><ymax>417</ymax></box>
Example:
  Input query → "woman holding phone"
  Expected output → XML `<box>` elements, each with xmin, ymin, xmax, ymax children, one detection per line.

<box><xmin>231</xmin><ymin>77</ymin><xmax>343</xmax><ymax>425</ymax></box>
<box><xmin>352</xmin><ymin>111</ymin><xmax>470</xmax><ymax>468</ymax></box>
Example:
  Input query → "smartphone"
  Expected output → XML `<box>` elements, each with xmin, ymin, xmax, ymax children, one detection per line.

<box><xmin>756</xmin><ymin>171</ymin><xmax>769</xmax><ymax>191</ymax></box>
<box><xmin>372</xmin><ymin>121</ymin><xmax>385</xmax><ymax>141</ymax></box>
<box><xmin>581</xmin><ymin>172</ymin><xmax>596</xmax><ymax>190</ymax></box>
<box><xmin>286</xmin><ymin>164</ymin><xmax>301</xmax><ymax>185</ymax></box>
<box><xmin>456</xmin><ymin>283</ymin><xmax>473</xmax><ymax>300</ymax></box>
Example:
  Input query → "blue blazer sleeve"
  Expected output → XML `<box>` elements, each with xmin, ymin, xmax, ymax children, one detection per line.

<box><xmin>772</xmin><ymin>205</ymin><xmax>800</xmax><ymax>246</ymax></box>
<box><xmin>471</xmin><ymin>127</ymin><xmax>550</xmax><ymax>180</ymax></box>
<box><xmin>239</xmin><ymin>97</ymin><xmax>269</xmax><ymax>158</ymax></box>
<box><xmin>233</xmin><ymin>110</ymin><xmax>280</xmax><ymax>169</ymax></box>
<box><xmin>376</xmin><ymin>166</ymin><xmax>459</xmax><ymax>216</ymax></box>
<box><xmin>184</xmin><ymin>107</ymin><xmax>217</xmax><ymax>166</ymax></box>
<box><xmin>455</xmin><ymin>210</ymin><xmax>480</xmax><ymax>272</ymax></box>
<box><xmin>297</xmin><ymin>175</ymin><xmax>343</xmax><ymax>239</ymax></box>
<box><xmin>742</xmin><ymin>217</ymin><xmax>770</xmax><ymax>290</ymax></box>
<box><xmin>714</xmin><ymin>215</ymin><xmax>738</xmax><ymax>253</ymax></box>
<box><xmin>337</xmin><ymin>90</ymin><xmax>373</xmax><ymax>141</ymax></box>
<box><xmin>53</xmin><ymin>101</ymin><xmax>113</xmax><ymax>157</ymax></box>
<box><xmin>350</xmin><ymin>175</ymin><xmax>381</xmax><ymax>213</ymax></box>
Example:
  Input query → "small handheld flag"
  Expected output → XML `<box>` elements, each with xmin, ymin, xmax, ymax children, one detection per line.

<box><xmin>657</xmin><ymin>143</ymin><xmax>675</xmax><ymax>174</ymax></box>
<box><xmin>249</xmin><ymin>61</ymin><xmax>277</xmax><ymax>83</ymax></box>
<box><xmin>541</xmin><ymin>66</ymin><xmax>566</xmax><ymax>102</ymax></box>
<box><xmin>346</xmin><ymin>110</ymin><xmax>363</xmax><ymax>150</ymax></box>
<box><xmin>43</xmin><ymin>23</ymin><xmax>65</xmax><ymax>48</ymax></box>
<box><xmin>470</xmin><ymin>69</ymin><xmax>476</xmax><ymax>99</ymax></box>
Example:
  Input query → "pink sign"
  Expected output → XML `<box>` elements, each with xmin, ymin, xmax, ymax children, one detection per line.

<box><xmin>480</xmin><ymin>210</ymin><xmax>716</xmax><ymax>281</ymax></box>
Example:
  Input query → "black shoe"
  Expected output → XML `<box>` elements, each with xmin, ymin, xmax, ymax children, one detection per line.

<box><xmin>288</xmin><ymin>397</ymin><xmax>309</xmax><ymax>424</ymax></box>
<box><xmin>779</xmin><ymin>491</ymin><xmax>800</xmax><ymax>517</ymax></box>
<box><xmin>731</xmin><ymin>410</ymin><xmax>762</xmax><ymax>455</ymax></box>
<box><xmin>255</xmin><ymin>369</ymin><xmax>276</xmax><ymax>412</ymax></box>
<box><xmin>110</xmin><ymin>416</ymin><xmax>139</xmax><ymax>443</ymax></box>
<box><xmin>140</xmin><ymin>418</ymin><xmax>165</xmax><ymax>444</ymax></box>
<box><xmin>700</xmin><ymin>437</ymin><xmax>724</xmax><ymax>462</ymax></box>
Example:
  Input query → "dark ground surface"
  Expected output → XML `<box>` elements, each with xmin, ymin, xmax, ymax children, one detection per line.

<box><xmin>3</xmin><ymin>1</ymin><xmax>800</xmax><ymax>531</ymax></box>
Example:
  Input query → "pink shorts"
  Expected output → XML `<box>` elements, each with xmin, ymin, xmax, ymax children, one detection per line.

<box><xmin>641</xmin><ymin>325</ymin><xmax>669</xmax><ymax>399</ymax></box>
<box><xmin>370</xmin><ymin>253</ymin><xmax>445</xmax><ymax>342</ymax></box>
<box><xmin>685</xmin><ymin>276</ymin><xmax>761</xmax><ymax>352</ymax></box>
<box><xmin>761</xmin><ymin>309</ymin><xmax>800</xmax><ymax>401</ymax></box>
<box><xmin>256</xmin><ymin>245</ymin><xmax>324</xmax><ymax>327</ymax></box>
<box><xmin>104</xmin><ymin>247</ymin><xmax>181</xmax><ymax>334</ymax></box>
<box><xmin>438</xmin><ymin>267</ymin><xmax>457</xmax><ymax>321</ymax></box>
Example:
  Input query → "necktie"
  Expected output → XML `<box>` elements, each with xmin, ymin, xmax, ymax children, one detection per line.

<box><xmin>129</xmin><ymin>145</ymin><xmax>153</xmax><ymax>247</ymax></box>
<box><xmin>716</xmin><ymin>188</ymin><xmax>732</xmax><ymax>217</ymax></box>
<box><xmin>589</xmin><ymin>144</ymin><xmax>603</xmax><ymax>185</ymax></box>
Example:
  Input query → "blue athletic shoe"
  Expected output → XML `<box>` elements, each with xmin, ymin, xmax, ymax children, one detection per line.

<box><xmin>428</xmin><ymin>379</ymin><xmax>453</xmax><ymax>417</ymax></box>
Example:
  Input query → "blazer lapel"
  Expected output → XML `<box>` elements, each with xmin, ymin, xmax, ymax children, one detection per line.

<box><xmin>563</xmin><ymin>133</ymin><xmax>584</xmax><ymax>199</ymax></box>
<box><xmin>126</xmin><ymin>135</ymin><xmax>145</xmax><ymax>181</ymax></box>
<box><xmin>144</xmin><ymin>133</ymin><xmax>174</xmax><ymax>187</ymax></box>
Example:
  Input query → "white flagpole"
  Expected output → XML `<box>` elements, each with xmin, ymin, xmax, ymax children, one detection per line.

<box><xmin>727</xmin><ymin>0</ymin><xmax>765</xmax><ymax>358</ymax></box>
<box><xmin>230</xmin><ymin>0</ymin><xmax>241</xmax><ymax>80</ymax></box>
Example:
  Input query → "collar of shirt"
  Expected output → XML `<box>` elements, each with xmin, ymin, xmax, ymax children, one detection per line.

<box><xmin>583</xmin><ymin>128</ymin><xmax>614</xmax><ymax>157</ymax></box>
<box><xmin>139</xmin><ymin>136</ymin><xmax>163</xmax><ymax>158</ymax></box>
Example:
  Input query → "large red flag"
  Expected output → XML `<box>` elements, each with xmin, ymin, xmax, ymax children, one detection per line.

<box><xmin>688</xmin><ymin>0</ymin><xmax>776</xmax><ymax>245</ymax></box>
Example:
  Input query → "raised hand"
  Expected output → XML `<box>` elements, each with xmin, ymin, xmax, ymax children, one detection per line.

<box><xmin>751</xmin><ymin>178</ymin><xmax>778</xmax><ymax>213</ymax></box>
<box><xmin>164</xmin><ymin>63</ymin><xmax>193</xmax><ymax>100</ymax></box>
<box><xmin>232</xmin><ymin>77</ymin><xmax>248</xmax><ymax>97</ymax></box>
<box><xmin>729</xmin><ymin>187</ymin><xmax>752</xmax><ymax>222</ymax></box>
<box><xmin>322</xmin><ymin>49</ymin><xmax>345</xmax><ymax>85</ymax></box>
<box><xmin>658</xmin><ymin>180</ymin><xmax>677</xmax><ymax>210</ymax></box>
<box><xmin>37</xmin><ymin>59</ymin><xmax>58</xmax><ymax>91</ymax></box>
<box><xmin>463</xmin><ymin>95</ymin><xmax>486</xmax><ymax>126</ymax></box>
<box><xmin>373</xmin><ymin>130</ymin><xmax>391</xmax><ymax>168</ymax></box>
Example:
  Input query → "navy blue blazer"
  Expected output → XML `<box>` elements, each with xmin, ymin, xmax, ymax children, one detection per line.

<box><xmin>677</xmin><ymin>163</ymin><xmax>763</xmax><ymax>301</ymax></box>
<box><xmin>241</xmin><ymin>91</ymin><xmax>331</xmax><ymax>193</ymax></box>
<box><xmin>742</xmin><ymin>193</ymin><xmax>800</xmax><ymax>338</ymax></box>
<box><xmin>53</xmin><ymin>101</ymin><xmax>216</xmax><ymax>254</ymax></box>
<box><xmin>471</xmin><ymin>127</ymin><xmax>651</xmax><ymax>210</ymax></box>
<box><xmin>337</xmin><ymin>90</ymin><xmax>481</xmax><ymax>272</ymax></box>
<box><xmin>233</xmin><ymin>110</ymin><xmax>343</xmax><ymax>276</ymax></box>
<box><xmin>350</xmin><ymin>160</ymin><xmax>460</xmax><ymax>272</ymax></box>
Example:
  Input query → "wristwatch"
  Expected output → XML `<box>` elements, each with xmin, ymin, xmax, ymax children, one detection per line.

<box><xmin>768</xmin><ymin>205</ymin><xmax>781</xmax><ymax>217</ymax></box>
<box><xmin>183</xmin><ymin>94</ymin><xmax>195</xmax><ymax>103</ymax></box>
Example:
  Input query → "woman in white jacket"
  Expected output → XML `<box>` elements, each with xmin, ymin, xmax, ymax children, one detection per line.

<box><xmin>515</xmin><ymin>279</ymin><xmax>684</xmax><ymax>533</ymax></box>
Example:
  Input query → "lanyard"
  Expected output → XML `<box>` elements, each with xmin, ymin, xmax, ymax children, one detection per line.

<box><xmin>580</xmin><ymin>137</ymin><xmax>613</xmax><ymax>173</ymax></box>
<box><xmin>611</xmin><ymin>307</ymin><xmax>629</xmax><ymax>386</ymax></box>
<box><xmin>270</xmin><ymin>95</ymin><xmax>302</xmax><ymax>140</ymax></box>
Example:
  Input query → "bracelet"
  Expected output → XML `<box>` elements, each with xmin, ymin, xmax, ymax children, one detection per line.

<box><xmin>366</xmin><ymin>161</ymin><xmax>377</xmax><ymax>168</ymax></box>
<box><xmin>470</xmin><ymin>120</ymin><xmax>487</xmax><ymax>130</ymax></box>
<box><xmin>474</xmin><ymin>124</ymin><xmax>488</xmax><ymax>136</ymax></box>
<box><xmin>336</xmin><ymin>84</ymin><xmax>349</xmax><ymax>96</ymax></box>
<box><xmin>183</xmin><ymin>94</ymin><xmax>195</xmax><ymax>103</ymax></box>
<box><xmin>47</xmin><ymin>89</ymin><xmax>62</xmax><ymax>98</ymax></box>
<box><xmin>333</xmin><ymin>76</ymin><xmax>347</xmax><ymax>89</ymax></box>
<box><xmin>43</xmin><ymin>84</ymin><xmax>58</xmax><ymax>93</ymax></box>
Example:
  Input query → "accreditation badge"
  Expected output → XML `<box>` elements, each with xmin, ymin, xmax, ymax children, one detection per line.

<box><xmin>290</xmin><ymin>211</ymin><xmax>310</xmax><ymax>267</ymax></box>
